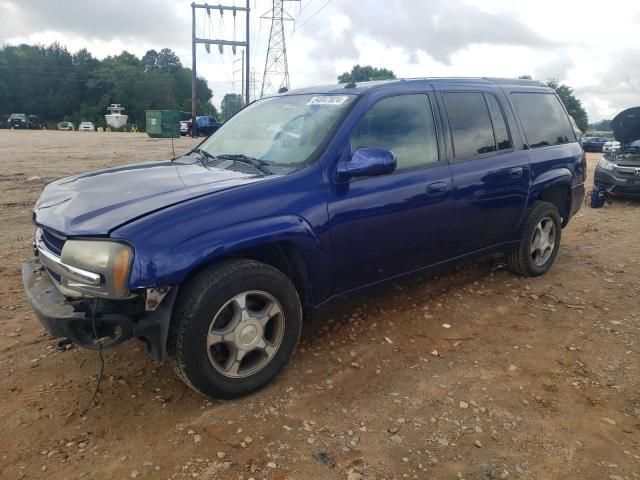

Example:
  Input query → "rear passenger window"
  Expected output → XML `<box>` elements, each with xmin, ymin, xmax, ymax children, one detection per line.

<box><xmin>510</xmin><ymin>93</ymin><xmax>575</xmax><ymax>148</ymax></box>
<box><xmin>443</xmin><ymin>92</ymin><xmax>497</xmax><ymax>160</ymax></box>
<box><xmin>485</xmin><ymin>94</ymin><xmax>512</xmax><ymax>151</ymax></box>
<box><xmin>350</xmin><ymin>94</ymin><xmax>439</xmax><ymax>170</ymax></box>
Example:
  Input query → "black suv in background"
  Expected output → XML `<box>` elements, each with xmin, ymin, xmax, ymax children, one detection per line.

<box><xmin>7</xmin><ymin>113</ymin><xmax>29</xmax><ymax>129</ymax></box>
<box><xmin>27</xmin><ymin>115</ymin><xmax>46</xmax><ymax>130</ymax></box>
<box><xmin>581</xmin><ymin>136</ymin><xmax>608</xmax><ymax>152</ymax></box>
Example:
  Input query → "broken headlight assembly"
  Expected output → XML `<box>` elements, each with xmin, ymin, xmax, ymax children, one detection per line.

<box><xmin>58</xmin><ymin>240</ymin><xmax>134</xmax><ymax>299</ymax></box>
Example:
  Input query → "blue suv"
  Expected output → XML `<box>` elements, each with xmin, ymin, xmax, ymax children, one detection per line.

<box><xmin>23</xmin><ymin>78</ymin><xmax>586</xmax><ymax>398</ymax></box>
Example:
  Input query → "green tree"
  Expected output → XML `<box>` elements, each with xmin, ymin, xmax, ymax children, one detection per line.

<box><xmin>157</xmin><ymin>48</ymin><xmax>182</xmax><ymax>73</ymax></box>
<box><xmin>221</xmin><ymin>93</ymin><xmax>244</xmax><ymax>121</ymax></box>
<box><xmin>589</xmin><ymin>119</ymin><xmax>612</xmax><ymax>131</ymax></box>
<box><xmin>338</xmin><ymin>65</ymin><xmax>396</xmax><ymax>83</ymax></box>
<box><xmin>0</xmin><ymin>43</ymin><xmax>215</xmax><ymax>129</ymax></box>
<box><xmin>141</xmin><ymin>49</ymin><xmax>159</xmax><ymax>72</ymax></box>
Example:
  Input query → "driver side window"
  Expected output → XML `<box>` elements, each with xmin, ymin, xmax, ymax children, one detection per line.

<box><xmin>350</xmin><ymin>94</ymin><xmax>439</xmax><ymax>170</ymax></box>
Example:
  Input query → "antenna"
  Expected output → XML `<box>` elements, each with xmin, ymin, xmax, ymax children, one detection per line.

<box><xmin>260</xmin><ymin>0</ymin><xmax>300</xmax><ymax>98</ymax></box>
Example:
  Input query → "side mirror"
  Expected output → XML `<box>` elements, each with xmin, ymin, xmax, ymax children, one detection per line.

<box><xmin>336</xmin><ymin>147</ymin><xmax>396</xmax><ymax>181</ymax></box>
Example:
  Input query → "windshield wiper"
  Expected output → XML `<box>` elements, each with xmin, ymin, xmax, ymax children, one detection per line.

<box><xmin>191</xmin><ymin>148</ymin><xmax>216</xmax><ymax>163</ymax></box>
<box><xmin>215</xmin><ymin>154</ymin><xmax>272</xmax><ymax>175</ymax></box>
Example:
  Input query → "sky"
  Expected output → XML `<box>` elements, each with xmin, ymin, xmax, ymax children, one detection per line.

<box><xmin>1</xmin><ymin>0</ymin><xmax>639</xmax><ymax>122</ymax></box>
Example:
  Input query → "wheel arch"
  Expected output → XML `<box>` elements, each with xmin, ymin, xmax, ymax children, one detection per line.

<box><xmin>167</xmin><ymin>215</ymin><xmax>330</xmax><ymax>310</ymax></box>
<box><xmin>530</xmin><ymin>169</ymin><xmax>573</xmax><ymax>226</ymax></box>
<box><xmin>180</xmin><ymin>240</ymin><xmax>315</xmax><ymax>310</ymax></box>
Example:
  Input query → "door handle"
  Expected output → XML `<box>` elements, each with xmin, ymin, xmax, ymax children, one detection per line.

<box><xmin>426</xmin><ymin>182</ymin><xmax>448</xmax><ymax>196</ymax></box>
<box><xmin>509</xmin><ymin>167</ymin><xmax>524</xmax><ymax>179</ymax></box>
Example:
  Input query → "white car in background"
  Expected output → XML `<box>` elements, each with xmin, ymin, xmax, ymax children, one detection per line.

<box><xmin>57</xmin><ymin>121</ymin><xmax>75</xmax><ymax>131</ymax></box>
<box><xmin>78</xmin><ymin>122</ymin><xmax>96</xmax><ymax>132</ymax></box>
<box><xmin>602</xmin><ymin>140</ymin><xmax>621</xmax><ymax>153</ymax></box>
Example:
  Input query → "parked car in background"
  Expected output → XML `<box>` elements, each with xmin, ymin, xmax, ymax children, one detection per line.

<box><xmin>78</xmin><ymin>122</ymin><xmax>96</xmax><ymax>132</ymax></box>
<box><xmin>602</xmin><ymin>140</ymin><xmax>621</xmax><ymax>153</ymax></box>
<box><xmin>7</xmin><ymin>113</ymin><xmax>29</xmax><ymax>129</ymax></box>
<box><xmin>185</xmin><ymin>116</ymin><xmax>222</xmax><ymax>136</ymax></box>
<box><xmin>23</xmin><ymin>78</ymin><xmax>585</xmax><ymax>399</ymax></box>
<box><xmin>180</xmin><ymin>120</ymin><xmax>189</xmax><ymax>136</ymax></box>
<box><xmin>57</xmin><ymin>121</ymin><xmax>75</xmax><ymax>131</ymax></box>
<box><xmin>28</xmin><ymin>115</ymin><xmax>46</xmax><ymax>130</ymax></box>
<box><xmin>594</xmin><ymin>106</ymin><xmax>640</xmax><ymax>198</ymax></box>
<box><xmin>581</xmin><ymin>136</ymin><xmax>608</xmax><ymax>152</ymax></box>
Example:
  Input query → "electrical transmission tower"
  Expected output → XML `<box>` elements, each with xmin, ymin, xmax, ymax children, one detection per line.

<box><xmin>260</xmin><ymin>0</ymin><xmax>299</xmax><ymax>97</ymax></box>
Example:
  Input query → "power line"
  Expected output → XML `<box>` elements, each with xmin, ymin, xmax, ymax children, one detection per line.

<box><xmin>293</xmin><ymin>0</ymin><xmax>333</xmax><ymax>33</ymax></box>
<box><xmin>299</xmin><ymin>0</ymin><xmax>317</xmax><ymax>14</ymax></box>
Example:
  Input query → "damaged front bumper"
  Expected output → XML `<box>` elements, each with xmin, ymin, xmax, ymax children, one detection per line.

<box><xmin>22</xmin><ymin>258</ymin><xmax>177</xmax><ymax>362</ymax></box>
<box><xmin>594</xmin><ymin>167</ymin><xmax>640</xmax><ymax>198</ymax></box>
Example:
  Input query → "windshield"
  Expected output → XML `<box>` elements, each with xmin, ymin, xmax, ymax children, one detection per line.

<box><xmin>198</xmin><ymin>94</ymin><xmax>357</xmax><ymax>168</ymax></box>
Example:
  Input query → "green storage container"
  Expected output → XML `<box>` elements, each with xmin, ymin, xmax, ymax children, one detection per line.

<box><xmin>145</xmin><ymin>110</ymin><xmax>180</xmax><ymax>138</ymax></box>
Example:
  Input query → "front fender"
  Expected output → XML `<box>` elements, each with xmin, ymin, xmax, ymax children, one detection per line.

<box><xmin>127</xmin><ymin>215</ymin><xmax>331</xmax><ymax>301</ymax></box>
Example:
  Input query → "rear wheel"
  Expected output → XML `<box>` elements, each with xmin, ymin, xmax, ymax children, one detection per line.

<box><xmin>167</xmin><ymin>259</ymin><xmax>302</xmax><ymax>399</ymax></box>
<box><xmin>505</xmin><ymin>201</ymin><xmax>562</xmax><ymax>277</ymax></box>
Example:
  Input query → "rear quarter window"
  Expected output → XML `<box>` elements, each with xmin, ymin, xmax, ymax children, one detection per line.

<box><xmin>510</xmin><ymin>92</ymin><xmax>576</xmax><ymax>148</ymax></box>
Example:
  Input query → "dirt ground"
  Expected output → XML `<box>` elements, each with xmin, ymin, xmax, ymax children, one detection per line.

<box><xmin>0</xmin><ymin>130</ymin><xmax>638</xmax><ymax>480</ymax></box>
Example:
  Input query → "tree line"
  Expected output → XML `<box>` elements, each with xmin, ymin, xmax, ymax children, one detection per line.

<box><xmin>0</xmin><ymin>43</ymin><xmax>218</xmax><ymax>128</ymax></box>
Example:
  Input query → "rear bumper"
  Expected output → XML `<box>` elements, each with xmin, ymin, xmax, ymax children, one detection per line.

<box><xmin>22</xmin><ymin>259</ymin><xmax>177</xmax><ymax>362</ymax></box>
<box><xmin>594</xmin><ymin>167</ymin><xmax>640</xmax><ymax>198</ymax></box>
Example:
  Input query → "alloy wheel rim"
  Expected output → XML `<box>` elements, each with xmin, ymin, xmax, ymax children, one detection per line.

<box><xmin>530</xmin><ymin>217</ymin><xmax>556</xmax><ymax>267</ymax></box>
<box><xmin>206</xmin><ymin>290</ymin><xmax>285</xmax><ymax>379</ymax></box>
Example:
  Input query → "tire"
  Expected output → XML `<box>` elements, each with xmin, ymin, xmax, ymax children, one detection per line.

<box><xmin>167</xmin><ymin>259</ymin><xmax>302</xmax><ymax>399</ymax></box>
<box><xmin>505</xmin><ymin>201</ymin><xmax>562</xmax><ymax>277</ymax></box>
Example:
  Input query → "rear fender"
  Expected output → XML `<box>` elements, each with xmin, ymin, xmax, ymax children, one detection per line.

<box><xmin>529</xmin><ymin>168</ymin><xmax>573</xmax><ymax>222</ymax></box>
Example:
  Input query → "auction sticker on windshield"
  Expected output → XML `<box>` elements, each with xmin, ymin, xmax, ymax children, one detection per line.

<box><xmin>306</xmin><ymin>96</ymin><xmax>350</xmax><ymax>106</ymax></box>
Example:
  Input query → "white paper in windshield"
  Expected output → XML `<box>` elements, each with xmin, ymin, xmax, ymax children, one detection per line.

<box><xmin>306</xmin><ymin>96</ymin><xmax>350</xmax><ymax>106</ymax></box>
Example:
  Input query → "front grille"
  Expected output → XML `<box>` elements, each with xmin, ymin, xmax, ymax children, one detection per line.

<box><xmin>614</xmin><ymin>165</ymin><xmax>640</xmax><ymax>177</ymax></box>
<box><xmin>40</xmin><ymin>227</ymin><xmax>66</xmax><ymax>256</ymax></box>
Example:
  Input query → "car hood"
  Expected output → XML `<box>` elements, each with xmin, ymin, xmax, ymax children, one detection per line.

<box><xmin>34</xmin><ymin>157</ymin><xmax>269</xmax><ymax>236</ymax></box>
<box><xmin>612</xmin><ymin>107</ymin><xmax>640</xmax><ymax>144</ymax></box>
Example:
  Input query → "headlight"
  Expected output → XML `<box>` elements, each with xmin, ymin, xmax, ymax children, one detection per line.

<box><xmin>60</xmin><ymin>240</ymin><xmax>134</xmax><ymax>298</ymax></box>
<box><xmin>598</xmin><ymin>157</ymin><xmax>616</xmax><ymax>171</ymax></box>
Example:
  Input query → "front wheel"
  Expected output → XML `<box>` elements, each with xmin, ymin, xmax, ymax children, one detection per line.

<box><xmin>167</xmin><ymin>259</ymin><xmax>302</xmax><ymax>399</ymax></box>
<box><xmin>505</xmin><ymin>201</ymin><xmax>562</xmax><ymax>277</ymax></box>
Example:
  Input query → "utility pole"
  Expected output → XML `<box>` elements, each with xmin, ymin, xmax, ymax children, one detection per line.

<box><xmin>232</xmin><ymin>50</ymin><xmax>245</xmax><ymax>100</ymax></box>
<box><xmin>261</xmin><ymin>0</ymin><xmax>299</xmax><ymax>98</ymax></box>
<box><xmin>191</xmin><ymin>5</ymin><xmax>197</xmax><ymax>137</ymax></box>
<box><xmin>191</xmin><ymin>1</ymin><xmax>251</xmax><ymax>136</ymax></box>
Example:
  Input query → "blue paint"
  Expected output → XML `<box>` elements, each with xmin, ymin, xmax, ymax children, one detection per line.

<box><xmin>33</xmin><ymin>78</ymin><xmax>585</xmax><ymax>308</ymax></box>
